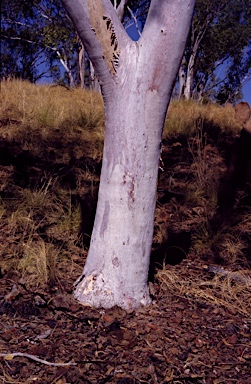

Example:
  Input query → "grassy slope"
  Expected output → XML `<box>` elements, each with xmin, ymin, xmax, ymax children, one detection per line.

<box><xmin>0</xmin><ymin>80</ymin><xmax>250</xmax><ymax>315</ymax></box>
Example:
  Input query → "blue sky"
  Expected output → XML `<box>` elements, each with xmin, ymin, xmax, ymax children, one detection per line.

<box><xmin>242</xmin><ymin>81</ymin><xmax>251</xmax><ymax>105</ymax></box>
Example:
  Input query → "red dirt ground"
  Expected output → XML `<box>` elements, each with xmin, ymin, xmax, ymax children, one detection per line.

<box><xmin>1</xmin><ymin>256</ymin><xmax>251</xmax><ymax>384</ymax></box>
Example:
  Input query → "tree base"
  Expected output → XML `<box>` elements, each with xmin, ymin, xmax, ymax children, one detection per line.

<box><xmin>74</xmin><ymin>273</ymin><xmax>152</xmax><ymax>310</ymax></box>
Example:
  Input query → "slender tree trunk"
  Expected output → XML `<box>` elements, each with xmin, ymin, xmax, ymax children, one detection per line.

<box><xmin>184</xmin><ymin>53</ymin><xmax>195</xmax><ymax>100</ymax></box>
<box><xmin>178</xmin><ymin>56</ymin><xmax>187</xmax><ymax>99</ymax></box>
<box><xmin>90</xmin><ymin>62</ymin><xmax>100</xmax><ymax>92</ymax></box>
<box><xmin>77</xmin><ymin>34</ymin><xmax>85</xmax><ymax>88</ymax></box>
<box><xmin>56</xmin><ymin>50</ymin><xmax>75</xmax><ymax>87</ymax></box>
<box><xmin>115</xmin><ymin>0</ymin><xmax>129</xmax><ymax>21</ymax></box>
<box><xmin>182</xmin><ymin>13</ymin><xmax>212</xmax><ymax>100</ymax></box>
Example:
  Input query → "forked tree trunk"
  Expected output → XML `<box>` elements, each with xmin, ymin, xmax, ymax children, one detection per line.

<box><xmin>61</xmin><ymin>0</ymin><xmax>195</xmax><ymax>309</ymax></box>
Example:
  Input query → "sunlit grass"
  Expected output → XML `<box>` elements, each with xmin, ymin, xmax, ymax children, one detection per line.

<box><xmin>163</xmin><ymin>98</ymin><xmax>240</xmax><ymax>137</ymax></box>
<box><xmin>0</xmin><ymin>80</ymin><xmax>104</xmax><ymax>129</ymax></box>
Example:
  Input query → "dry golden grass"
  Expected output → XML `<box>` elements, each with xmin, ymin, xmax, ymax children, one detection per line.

<box><xmin>1</xmin><ymin>80</ymin><xmax>240</xmax><ymax>138</ymax></box>
<box><xmin>0</xmin><ymin>80</ymin><xmax>103</xmax><ymax>288</ymax></box>
<box><xmin>157</xmin><ymin>264</ymin><xmax>251</xmax><ymax>317</ymax></box>
<box><xmin>0</xmin><ymin>80</ymin><xmax>104</xmax><ymax>129</ymax></box>
<box><xmin>164</xmin><ymin>99</ymin><xmax>240</xmax><ymax>137</ymax></box>
<box><xmin>163</xmin><ymin>106</ymin><xmax>242</xmax><ymax>264</ymax></box>
<box><xmin>0</xmin><ymin>175</ymin><xmax>83</xmax><ymax>287</ymax></box>
<box><xmin>0</xmin><ymin>79</ymin><xmax>105</xmax><ymax>163</ymax></box>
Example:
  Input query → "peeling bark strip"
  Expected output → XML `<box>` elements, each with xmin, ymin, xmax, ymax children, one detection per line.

<box><xmin>87</xmin><ymin>0</ymin><xmax>120</xmax><ymax>76</ymax></box>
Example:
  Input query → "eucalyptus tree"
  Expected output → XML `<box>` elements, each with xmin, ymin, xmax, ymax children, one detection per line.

<box><xmin>1</xmin><ymin>0</ymin><xmax>80</xmax><ymax>86</ymax></box>
<box><xmin>61</xmin><ymin>0</ymin><xmax>195</xmax><ymax>310</ymax></box>
<box><xmin>179</xmin><ymin>0</ymin><xmax>251</xmax><ymax>102</ymax></box>
<box><xmin>1</xmin><ymin>0</ymin><xmax>45</xmax><ymax>81</ymax></box>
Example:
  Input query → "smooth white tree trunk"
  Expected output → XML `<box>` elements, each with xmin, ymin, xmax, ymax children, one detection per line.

<box><xmin>178</xmin><ymin>57</ymin><xmax>187</xmax><ymax>99</ymax></box>
<box><xmin>184</xmin><ymin>53</ymin><xmax>195</xmax><ymax>100</ymax></box>
<box><xmin>61</xmin><ymin>0</ymin><xmax>195</xmax><ymax>309</ymax></box>
<box><xmin>75</xmin><ymin>57</ymin><xmax>165</xmax><ymax>309</ymax></box>
<box><xmin>181</xmin><ymin>12</ymin><xmax>212</xmax><ymax>100</ymax></box>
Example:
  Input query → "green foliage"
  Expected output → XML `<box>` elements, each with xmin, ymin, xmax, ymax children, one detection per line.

<box><xmin>1</xmin><ymin>1</ymin><xmax>40</xmax><ymax>81</ymax></box>
<box><xmin>1</xmin><ymin>0</ymin><xmax>78</xmax><ymax>86</ymax></box>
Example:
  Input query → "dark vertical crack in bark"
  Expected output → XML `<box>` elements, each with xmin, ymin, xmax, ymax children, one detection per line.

<box><xmin>100</xmin><ymin>200</ymin><xmax>110</xmax><ymax>238</ymax></box>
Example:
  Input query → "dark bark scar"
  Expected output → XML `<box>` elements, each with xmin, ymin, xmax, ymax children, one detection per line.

<box><xmin>123</xmin><ymin>172</ymin><xmax>135</xmax><ymax>207</ymax></box>
<box><xmin>100</xmin><ymin>200</ymin><xmax>110</xmax><ymax>238</ymax></box>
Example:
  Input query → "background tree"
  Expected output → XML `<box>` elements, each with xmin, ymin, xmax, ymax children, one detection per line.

<box><xmin>1</xmin><ymin>0</ymin><xmax>81</xmax><ymax>86</ymax></box>
<box><xmin>178</xmin><ymin>0</ymin><xmax>251</xmax><ymax>103</ymax></box>
<box><xmin>1</xmin><ymin>0</ymin><xmax>46</xmax><ymax>82</ymax></box>
<box><xmin>61</xmin><ymin>0</ymin><xmax>195</xmax><ymax>310</ymax></box>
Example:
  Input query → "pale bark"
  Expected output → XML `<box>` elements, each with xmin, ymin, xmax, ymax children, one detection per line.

<box><xmin>178</xmin><ymin>57</ymin><xmax>187</xmax><ymax>99</ymax></box>
<box><xmin>77</xmin><ymin>34</ymin><xmax>85</xmax><ymax>88</ymax></box>
<box><xmin>184</xmin><ymin>51</ymin><xmax>196</xmax><ymax>100</ymax></box>
<box><xmin>90</xmin><ymin>62</ymin><xmax>100</xmax><ymax>92</ymax></box>
<box><xmin>62</xmin><ymin>0</ymin><xmax>195</xmax><ymax>309</ymax></box>
<box><xmin>87</xmin><ymin>0</ymin><xmax>128</xmax><ymax>90</ymax></box>
<box><xmin>182</xmin><ymin>12</ymin><xmax>212</xmax><ymax>100</ymax></box>
<box><xmin>56</xmin><ymin>50</ymin><xmax>75</xmax><ymax>88</ymax></box>
<box><xmin>115</xmin><ymin>0</ymin><xmax>129</xmax><ymax>21</ymax></box>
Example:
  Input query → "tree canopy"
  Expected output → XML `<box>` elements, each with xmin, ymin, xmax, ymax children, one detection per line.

<box><xmin>1</xmin><ymin>0</ymin><xmax>78</xmax><ymax>85</ymax></box>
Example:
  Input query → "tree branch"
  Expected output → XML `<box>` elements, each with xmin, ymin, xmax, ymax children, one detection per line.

<box><xmin>2</xmin><ymin>18</ymin><xmax>33</xmax><ymax>28</ymax></box>
<box><xmin>115</xmin><ymin>0</ymin><xmax>129</xmax><ymax>21</ymax></box>
<box><xmin>139</xmin><ymin>0</ymin><xmax>196</xmax><ymax>98</ymax></box>
<box><xmin>127</xmin><ymin>6</ymin><xmax>141</xmax><ymax>36</ymax></box>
